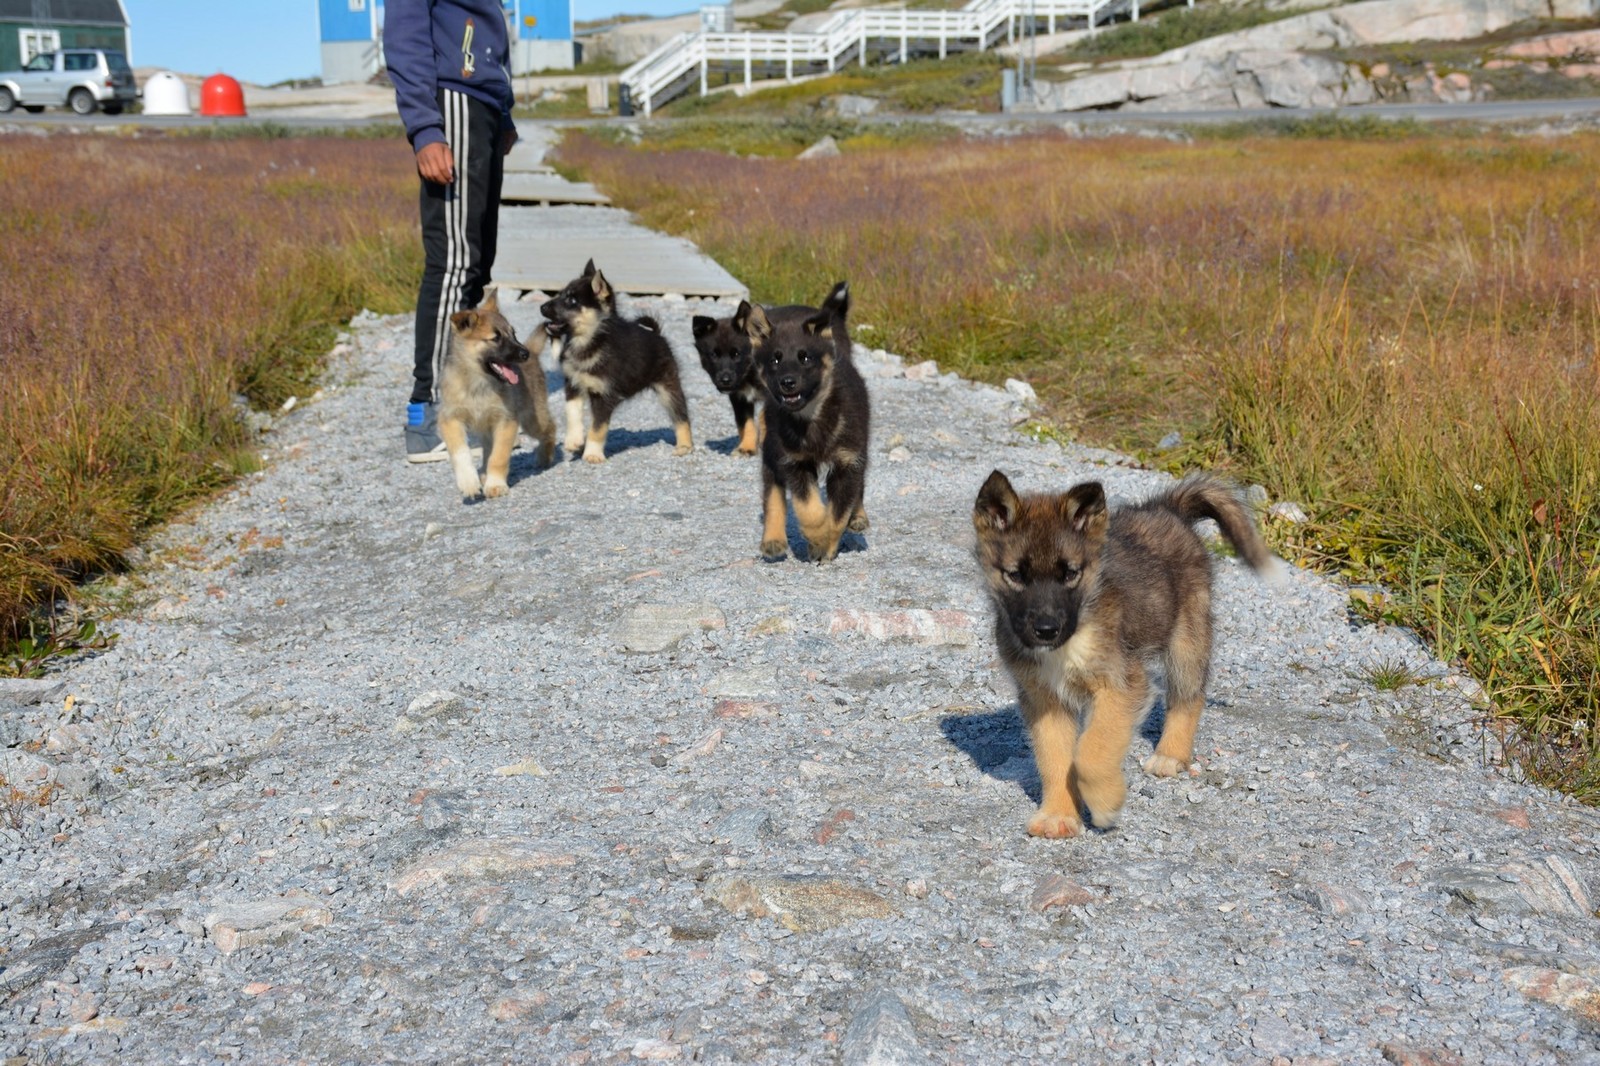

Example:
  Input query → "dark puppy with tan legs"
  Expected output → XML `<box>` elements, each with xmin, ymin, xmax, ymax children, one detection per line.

<box><xmin>739</xmin><ymin>281</ymin><xmax>870</xmax><ymax>563</ymax></box>
<box><xmin>540</xmin><ymin>259</ymin><xmax>692</xmax><ymax>463</ymax></box>
<box><xmin>691</xmin><ymin>312</ymin><xmax>763</xmax><ymax>456</ymax></box>
<box><xmin>692</xmin><ymin>301</ymin><xmax>822</xmax><ymax>457</ymax></box>
<box><xmin>437</xmin><ymin>289</ymin><xmax>556</xmax><ymax>501</ymax></box>
<box><xmin>973</xmin><ymin>472</ymin><xmax>1274</xmax><ymax>838</ymax></box>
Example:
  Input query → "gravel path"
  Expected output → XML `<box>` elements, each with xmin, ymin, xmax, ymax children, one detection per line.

<box><xmin>3</xmin><ymin>286</ymin><xmax>1599</xmax><ymax>1065</ymax></box>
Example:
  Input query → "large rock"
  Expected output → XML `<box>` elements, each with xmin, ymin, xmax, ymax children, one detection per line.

<box><xmin>1038</xmin><ymin>49</ymin><xmax>1375</xmax><ymax>112</ymax></box>
<box><xmin>704</xmin><ymin>872</ymin><xmax>896</xmax><ymax>932</ymax></box>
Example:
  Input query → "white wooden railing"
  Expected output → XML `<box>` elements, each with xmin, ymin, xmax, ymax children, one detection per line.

<box><xmin>620</xmin><ymin>0</ymin><xmax>1142</xmax><ymax>117</ymax></box>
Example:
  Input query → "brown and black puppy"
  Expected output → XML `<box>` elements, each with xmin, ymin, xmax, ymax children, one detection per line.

<box><xmin>540</xmin><ymin>259</ymin><xmax>692</xmax><ymax>463</ymax></box>
<box><xmin>741</xmin><ymin>281</ymin><xmax>870</xmax><ymax>562</ymax></box>
<box><xmin>690</xmin><ymin>302</ymin><xmax>816</xmax><ymax>457</ymax></box>
<box><xmin>973</xmin><ymin>472</ymin><xmax>1274</xmax><ymax>838</ymax></box>
<box><xmin>437</xmin><ymin>288</ymin><xmax>556</xmax><ymax>501</ymax></box>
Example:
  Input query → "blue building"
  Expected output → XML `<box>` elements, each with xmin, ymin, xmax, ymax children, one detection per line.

<box><xmin>318</xmin><ymin>0</ymin><xmax>573</xmax><ymax>85</ymax></box>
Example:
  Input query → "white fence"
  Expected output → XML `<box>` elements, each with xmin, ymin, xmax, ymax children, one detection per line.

<box><xmin>619</xmin><ymin>0</ymin><xmax>1143</xmax><ymax>116</ymax></box>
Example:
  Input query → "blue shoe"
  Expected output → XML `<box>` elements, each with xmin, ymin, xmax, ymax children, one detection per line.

<box><xmin>406</xmin><ymin>402</ymin><xmax>484</xmax><ymax>463</ymax></box>
<box><xmin>406</xmin><ymin>402</ymin><xmax>449</xmax><ymax>463</ymax></box>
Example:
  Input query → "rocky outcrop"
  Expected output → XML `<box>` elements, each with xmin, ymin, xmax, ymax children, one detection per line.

<box><xmin>1033</xmin><ymin>0</ymin><xmax>1590</xmax><ymax>112</ymax></box>
<box><xmin>1034</xmin><ymin>49</ymin><xmax>1378</xmax><ymax>112</ymax></box>
<box><xmin>1163</xmin><ymin>0</ymin><xmax>1600</xmax><ymax>63</ymax></box>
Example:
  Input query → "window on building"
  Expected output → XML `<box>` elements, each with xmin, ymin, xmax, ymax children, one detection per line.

<box><xmin>19</xmin><ymin>28</ymin><xmax>61</xmax><ymax>63</ymax></box>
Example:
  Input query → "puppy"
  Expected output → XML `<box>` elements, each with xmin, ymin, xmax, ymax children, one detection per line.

<box><xmin>540</xmin><ymin>259</ymin><xmax>692</xmax><ymax>463</ymax></box>
<box><xmin>691</xmin><ymin>302</ymin><xmax>816</xmax><ymax>457</ymax></box>
<box><xmin>437</xmin><ymin>289</ymin><xmax>556</xmax><ymax>500</ymax></box>
<box><xmin>973</xmin><ymin>471</ymin><xmax>1273</xmax><ymax>838</ymax></box>
<box><xmin>741</xmin><ymin>281</ymin><xmax>870</xmax><ymax>562</ymax></box>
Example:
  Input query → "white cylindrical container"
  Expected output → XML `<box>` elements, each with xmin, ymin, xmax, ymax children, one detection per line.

<box><xmin>142</xmin><ymin>71</ymin><xmax>193</xmax><ymax>115</ymax></box>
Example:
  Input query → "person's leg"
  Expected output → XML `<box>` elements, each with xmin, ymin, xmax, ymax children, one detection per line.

<box><xmin>406</xmin><ymin>89</ymin><xmax>502</xmax><ymax>461</ymax></box>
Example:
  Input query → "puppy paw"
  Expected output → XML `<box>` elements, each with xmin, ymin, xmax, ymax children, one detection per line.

<box><xmin>454</xmin><ymin>475</ymin><xmax>483</xmax><ymax>499</ymax></box>
<box><xmin>673</xmin><ymin>443</ymin><xmax>692</xmax><ymax>457</ymax></box>
<box><xmin>1142</xmin><ymin>754</ymin><xmax>1188</xmax><ymax>778</ymax></box>
<box><xmin>1027</xmin><ymin>811</ymin><xmax>1084</xmax><ymax>839</ymax></box>
<box><xmin>736</xmin><ymin>445</ymin><xmax>758</xmax><ymax>457</ymax></box>
<box><xmin>483</xmin><ymin>480</ymin><xmax>508</xmax><ymax>499</ymax></box>
<box><xmin>582</xmin><ymin>448</ymin><xmax>606</xmax><ymax>464</ymax></box>
<box><xmin>1085</xmin><ymin>805</ymin><xmax>1123</xmax><ymax>830</ymax></box>
<box><xmin>759</xmin><ymin>539</ymin><xmax>788</xmax><ymax>561</ymax></box>
<box><xmin>847</xmin><ymin>512</ymin><xmax>870</xmax><ymax>533</ymax></box>
<box><xmin>563</xmin><ymin>437</ymin><xmax>585</xmax><ymax>455</ymax></box>
<box><xmin>807</xmin><ymin>541</ymin><xmax>841</xmax><ymax>564</ymax></box>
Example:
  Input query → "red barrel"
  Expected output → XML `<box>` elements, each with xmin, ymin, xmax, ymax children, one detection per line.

<box><xmin>199</xmin><ymin>73</ymin><xmax>247</xmax><ymax>117</ymax></box>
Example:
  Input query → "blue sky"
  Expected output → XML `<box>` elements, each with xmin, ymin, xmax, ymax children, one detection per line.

<box><xmin>122</xmin><ymin>1</ymin><xmax>696</xmax><ymax>85</ymax></box>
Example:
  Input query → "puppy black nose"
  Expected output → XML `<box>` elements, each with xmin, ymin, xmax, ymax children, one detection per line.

<box><xmin>1031</xmin><ymin>618</ymin><xmax>1060</xmax><ymax>643</ymax></box>
<box><xmin>779</xmin><ymin>376</ymin><xmax>798</xmax><ymax>391</ymax></box>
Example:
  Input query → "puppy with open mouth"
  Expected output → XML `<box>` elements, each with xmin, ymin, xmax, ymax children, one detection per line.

<box><xmin>437</xmin><ymin>288</ymin><xmax>556</xmax><ymax>500</ymax></box>
<box><xmin>540</xmin><ymin>259</ymin><xmax>692</xmax><ymax>463</ymax></box>
<box><xmin>737</xmin><ymin>281</ymin><xmax>870</xmax><ymax>563</ymax></box>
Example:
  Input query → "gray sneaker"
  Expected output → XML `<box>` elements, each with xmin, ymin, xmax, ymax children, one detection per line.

<box><xmin>406</xmin><ymin>402</ymin><xmax>449</xmax><ymax>463</ymax></box>
<box><xmin>406</xmin><ymin>401</ymin><xmax>484</xmax><ymax>463</ymax></box>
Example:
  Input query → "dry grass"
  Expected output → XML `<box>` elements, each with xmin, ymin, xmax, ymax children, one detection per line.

<box><xmin>0</xmin><ymin>133</ymin><xmax>419</xmax><ymax>646</ymax></box>
<box><xmin>558</xmin><ymin>127</ymin><xmax>1600</xmax><ymax>799</ymax></box>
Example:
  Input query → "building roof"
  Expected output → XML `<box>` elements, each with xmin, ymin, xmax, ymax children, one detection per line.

<box><xmin>0</xmin><ymin>1</ymin><xmax>127</xmax><ymax>25</ymax></box>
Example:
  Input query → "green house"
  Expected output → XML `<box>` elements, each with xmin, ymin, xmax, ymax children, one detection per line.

<box><xmin>0</xmin><ymin>0</ymin><xmax>129</xmax><ymax>72</ymax></box>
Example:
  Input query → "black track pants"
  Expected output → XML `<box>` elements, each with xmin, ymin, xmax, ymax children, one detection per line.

<box><xmin>410</xmin><ymin>88</ymin><xmax>504</xmax><ymax>404</ymax></box>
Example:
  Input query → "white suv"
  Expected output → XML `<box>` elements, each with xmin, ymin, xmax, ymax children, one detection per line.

<box><xmin>0</xmin><ymin>49</ymin><xmax>139</xmax><ymax>115</ymax></box>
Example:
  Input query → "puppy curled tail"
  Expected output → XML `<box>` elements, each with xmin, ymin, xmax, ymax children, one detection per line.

<box><xmin>1159</xmin><ymin>474</ymin><xmax>1276</xmax><ymax>576</ymax></box>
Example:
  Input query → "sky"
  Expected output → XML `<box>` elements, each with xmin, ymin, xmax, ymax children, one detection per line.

<box><xmin>121</xmin><ymin>1</ymin><xmax>696</xmax><ymax>86</ymax></box>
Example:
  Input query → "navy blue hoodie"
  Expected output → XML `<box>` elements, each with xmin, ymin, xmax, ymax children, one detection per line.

<box><xmin>384</xmin><ymin>0</ymin><xmax>516</xmax><ymax>152</ymax></box>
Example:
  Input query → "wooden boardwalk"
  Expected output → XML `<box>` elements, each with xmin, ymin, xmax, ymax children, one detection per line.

<box><xmin>491</xmin><ymin>127</ymin><xmax>746</xmax><ymax>299</ymax></box>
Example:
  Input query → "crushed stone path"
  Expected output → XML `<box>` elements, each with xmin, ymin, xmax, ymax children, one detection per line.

<box><xmin>3</xmin><ymin>278</ymin><xmax>1600</xmax><ymax>1063</ymax></box>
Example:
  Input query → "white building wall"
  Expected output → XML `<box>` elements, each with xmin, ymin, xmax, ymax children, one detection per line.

<box><xmin>321</xmin><ymin>40</ymin><xmax>380</xmax><ymax>84</ymax></box>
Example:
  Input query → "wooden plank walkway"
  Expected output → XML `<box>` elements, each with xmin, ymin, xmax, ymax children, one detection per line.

<box><xmin>501</xmin><ymin>171</ymin><xmax>611</xmax><ymax>206</ymax></box>
<box><xmin>492</xmin><ymin>129</ymin><xmax>744</xmax><ymax>299</ymax></box>
<box><xmin>493</xmin><ymin>206</ymin><xmax>748</xmax><ymax>299</ymax></box>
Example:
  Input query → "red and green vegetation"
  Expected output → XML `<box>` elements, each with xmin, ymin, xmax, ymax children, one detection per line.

<box><xmin>0</xmin><ymin>133</ymin><xmax>419</xmax><ymax>653</ymax></box>
<box><xmin>558</xmin><ymin>126</ymin><xmax>1600</xmax><ymax>798</ymax></box>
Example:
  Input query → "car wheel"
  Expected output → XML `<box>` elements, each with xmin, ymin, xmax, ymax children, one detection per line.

<box><xmin>68</xmin><ymin>88</ymin><xmax>96</xmax><ymax>115</ymax></box>
<box><xmin>0</xmin><ymin>87</ymin><xmax>14</xmax><ymax>113</ymax></box>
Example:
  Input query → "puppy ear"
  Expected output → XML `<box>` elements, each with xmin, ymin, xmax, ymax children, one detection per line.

<box><xmin>821</xmin><ymin>281</ymin><xmax>850</xmax><ymax>320</ymax></box>
<box><xmin>692</xmin><ymin>315</ymin><xmax>717</xmax><ymax>339</ymax></box>
<box><xmin>449</xmin><ymin>309</ymin><xmax>477</xmax><ymax>332</ymax></box>
<box><xmin>802</xmin><ymin>309</ymin><xmax>834</xmax><ymax>341</ymax></box>
<box><xmin>742</xmin><ymin>302</ymin><xmax>772</xmax><ymax>342</ymax></box>
<box><xmin>1061</xmin><ymin>482</ymin><xmax>1108</xmax><ymax>539</ymax></box>
<box><xmin>480</xmin><ymin>287</ymin><xmax>499</xmax><ymax>312</ymax></box>
<box><xmin>591</xmin><ymin>268</ymin><xmax>613</xmax><ymax>305</ymax></box>
<box><xmin>974</xmin><ymin>470</ymin><xmax>1021</xmax><ymax>533</ymax></box>
<box><xmin>582</xmin><ymin>259</ymin><xmax>597</xmax><ymax>278</ymax></box>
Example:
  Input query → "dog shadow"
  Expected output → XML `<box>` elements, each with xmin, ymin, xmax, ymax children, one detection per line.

<box><xmin>764</xmin><ymin>507</ymin><xmax>867</xmax><ymax>562</ymax></box>
<box><xmin>559</xmin><ymin>426</ymin><xmax>680</xmax><ymax>461</ymax></box>
<box><xmin>940</xmin><ymin>707</ymin><xmax>1039</xmax><ymax>802</ymax></box>
<box><xmin>704</xmin><ymin>434</ymin><xmax>755</xmax><ymax>458</ymax></box>
<box><xmin>939</xmin><ymin>701</ymin><xmax>1176</xmax><ymax>806</ymax></box>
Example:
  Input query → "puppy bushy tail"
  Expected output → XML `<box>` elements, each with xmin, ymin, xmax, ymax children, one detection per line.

<box><xmin>1159</xmin><ymin>475</ymin><xmax>1275</xmax><ymax>575</ymax></box>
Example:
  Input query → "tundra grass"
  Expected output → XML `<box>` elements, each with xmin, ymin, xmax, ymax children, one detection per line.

<box><xmin>0</xmin><ymin>134</ymin><xmax>419</xmax><ymax>651</ymax></box>
<box><xmin>557</xmin><ymin>127</ymin><xmax>1600</xmax><ymax>800</ymax></box>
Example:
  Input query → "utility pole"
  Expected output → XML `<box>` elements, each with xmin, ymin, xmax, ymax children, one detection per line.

<box><xmin>1015</xmin><ymin>0</ymin><xmax>1036</xmax><ymax>107</ymax></box>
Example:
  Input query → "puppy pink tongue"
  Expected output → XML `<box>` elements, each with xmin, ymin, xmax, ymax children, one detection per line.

<box><xmin>493</xmin><ymin>364</ymin><xmax>520</xmax><ymax>386</ymax></box>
